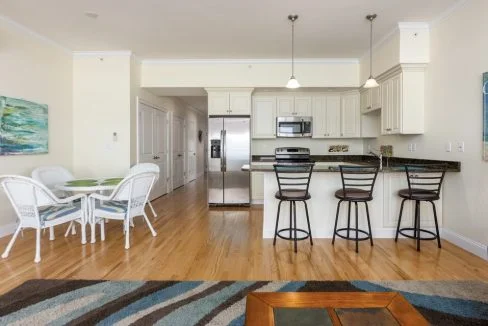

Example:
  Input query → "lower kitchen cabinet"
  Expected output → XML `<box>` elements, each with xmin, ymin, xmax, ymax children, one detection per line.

<box><xmin>251</xmin><ymin>172</ymin><xmax>264</xmax><ymax>202</ymax></box>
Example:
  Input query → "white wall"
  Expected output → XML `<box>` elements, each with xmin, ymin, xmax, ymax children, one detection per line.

<box><xmin>365</xmin><ymin>0</ymin><xmax>488</xmax><ymax>246</ymax></box>
<box><xmin>0</xmin><ymin>18</ymin><xmax>73</xmax><ymax>233</ymax></box>
<box><xmin>72</xmin><ymin>54</ymin><xmax>132</xmax><ymax>177</ymax></box>
<box><xmin>141</xmin><ymin>60</ymin><xmax>360</xmax><ymax>88</ymax></box>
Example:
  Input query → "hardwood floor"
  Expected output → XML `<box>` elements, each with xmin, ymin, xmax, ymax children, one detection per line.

<box><xmin>0</xmin><ymin>175</ymin><xmax>487</xmax><ymax>294</ymax></box>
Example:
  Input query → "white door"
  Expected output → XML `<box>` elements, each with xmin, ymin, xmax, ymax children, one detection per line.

<box><xmin>173</xmin><ymin>116</ymin><xmax>186</xmax><ymax>189</ymax></box>
<box><xmin>371</xmin><ymin>86</ymin><xmax>381</xmax><ymax>110</ymax></box>
<box><xmin>360</xmin><ymin>89</ymin><xmax>371</xmax><ymax>111</ymax></box>
<box><xmin>153</xmin><ymin>109</ymin><xmax>169</xmax><ymax>198</ymax></box>
<box><xmin>312</xmin><ymin>96</ymin><xmax>327</xmax><ymax>138</ymax></box>
<box><xmin>187</xmin><ymin>119</ymin><xmax>197</xmax><ymax>182</ymax></box>
<box><xmin>381</xmin><ymin>80</ymin><xmax>390</xmax><ymax>134</ymax></box>
<box><xmin>138</xmin><ymin>102</ymin><xmax>169</xmax><ymax>200</ymax></box>
<box><xmin>390</xmin><ymin>74</ymin><xmax>402</xmax><ymax>134</ymax></box>
<box><xmin>341</xmin><ymin>93</ymin><xmax>360</xmax><ymax>138</ymax></box>
<box><xmin>208</xmin><ymin>92</ymin><xmax>229</xmax><ymax>115</ymax></box>
<box><xmin>229</xmin><ymin>92</ymin><xmax>251</xmax><ymax>115</ymax></box>
<box><xmin>252</xmin><ymin>97</ymin><xmax>276</xmax><ymax>139</ymax></box>
<box><xmin>276</xmin><ymin>96</ymin><xmax>294</xmax><ymax>116</ymax></box>
<box><xmin>326</xmin><ymin>95</ymin><xmax>341</xmax><ymax>138</ymax></box>
<box><xmin>294</xmin><ymin>97</ymin><xmax>312</xmax><ymax>116</ymax></box>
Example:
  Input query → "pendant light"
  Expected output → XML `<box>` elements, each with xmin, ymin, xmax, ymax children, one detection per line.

<box><xmin>364</xmin><ymin>14</ymin><xmax>379</xmax><ymax>88</ymax></box>
<box><xmin>286</xmin><ymin>14</ymin><xmax>300</xmax><ymax>89</ymax></box>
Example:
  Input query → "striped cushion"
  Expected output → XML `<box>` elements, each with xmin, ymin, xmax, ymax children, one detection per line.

<box><xmin>95</xmin><ymin>200</ymin><xmax>128</xmax><ymax>214</ymax></box>
<box><xmin>39</xmin><ymin>202</ymin><xmax>82</xmax><ymax>222</ymax></box>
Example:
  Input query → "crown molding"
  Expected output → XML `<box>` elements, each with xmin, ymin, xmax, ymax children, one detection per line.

<box><xmin>73</xmin><ymin>51</ymin><xmax>133</xmax><ymax>57</ymax></box>
<box><xmin>141</xmin><ymin>58</ymin><xmax>359</xmax><ymax>65</ymax></box>
<box><xmin>0</xmin><ymin>14</ymin><xmax>71</xmax><ymax>54</ymax></box>
<box><xmin>430</xmin><ymin>0</ymin><xmax>470</xmax><ymax>27</ymax></box>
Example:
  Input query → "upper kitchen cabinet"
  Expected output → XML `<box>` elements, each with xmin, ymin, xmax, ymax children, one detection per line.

<box><xmin>312</xmin><ymin>95</ymin><xmax>341</xmax><ymax>138</ymax></box>
<box><xmin>206</xmin><ymin>88</ymin><xmax>254</xmax><ymax>116</ymax></box>
<box><xmin>360</xmin><ymin>87</ymin><xmax>381</xmax><ymax>113</ymax></box>
<box><xmin>380</xmin><ymin>65</ymin><xmax>426</xmax><ymax>135</ymax></box>
<box><xmin>277</xmin><ymin>96</ymin><xmax>312</xmax><ymax>116</ymax></box>
<box><xmin>252</xmin><ymin>96</ymin><xmax>276</xmax><ymax>139</ymax></box>
<box><xmin>340</xmin><ymin>92</ymin><xmax>360</xmax><ymax>138</ymax></box>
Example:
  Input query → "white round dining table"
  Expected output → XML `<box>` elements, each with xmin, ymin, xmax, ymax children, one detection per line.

<box><xmin>55</xmin><ymin>178</ymin><xmax>123</xmax><ymax>193</ymax></box>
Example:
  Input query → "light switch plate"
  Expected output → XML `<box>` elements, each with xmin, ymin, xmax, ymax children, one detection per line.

<box><xmin>445</xmin><ymin>142</ymin><xmax>452</xmax><ymax>152</ymax></box>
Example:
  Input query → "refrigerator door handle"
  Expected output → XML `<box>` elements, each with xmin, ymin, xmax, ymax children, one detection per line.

<box><xmin>222</xmin><ymin>130</ymin><xmax>227</xmax><ymax>172</ymax></box>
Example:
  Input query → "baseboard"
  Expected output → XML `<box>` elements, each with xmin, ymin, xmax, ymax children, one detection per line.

<box><xmin>0</xmin><ymin>222</ymin><xmax>18</xmax><ymax>239</ymax></box>
<box><xmin>442</xmin><ymin>228</ymin><xmax>488</xmax><ymax>260</ymax></box>
<box><xmin>251</xmin><ymin>199</ymin><xmax>264</xmax><ymax>205</ymax></box>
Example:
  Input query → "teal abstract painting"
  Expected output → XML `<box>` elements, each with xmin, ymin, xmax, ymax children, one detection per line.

<box><xmin>484</xmin><ymin>73</ymin><xmax>488</xmax><ymax>160</ymax></box>
<box><xmin>0</xmin><ymin>96</ymin><xmax>48</xmax><ymax>155</ymax></box>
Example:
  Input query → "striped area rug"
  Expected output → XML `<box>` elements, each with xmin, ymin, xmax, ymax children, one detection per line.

<box><xmin>0</xmin><ymin>280</ymin><xmax>487</xmax><ymax>325</ymax></box>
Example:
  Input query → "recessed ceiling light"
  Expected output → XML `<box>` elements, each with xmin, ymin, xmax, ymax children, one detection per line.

<box><xmin>84</xmin><ymin>12</ymin><xmax>99</xmax><ymax>19</ymax></box>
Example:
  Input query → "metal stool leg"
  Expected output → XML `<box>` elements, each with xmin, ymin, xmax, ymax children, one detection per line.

<box><xmin>415</xmin><ymin>200</ymin><xmax>421</xmax><ymax>251</ymax></box>
<box><xmin>395</xmin><ymin>199</ymin><xmax>406</xmax><ymax>242</ymax></box>
<box><xmin>289</xmin><ymin>201</ymin><xmax>293</xmax><ymax>240</ymax></box>
<box><xmin>293</xmin><ymin>201</ymin><xmax>298</xmax><ymax>253</ymax></box>
<box><xmin>355</xmin><ymin>202</ymin><xmax>359</xmax><ymax>253</ymax></box>
<box><xmin>332</xmin><ymin>200</ymin><xmax>342</xmax><ymax>245</ymax></box>
<box><xmin>431</xmin><ymin>201</ymin><xmax>442</xmax><ymax>249</ymax></box>
<box><xmin>273</xmin><ymin>201</ymin><xmax>283</xmax><ymax>246</ymax></box>
<box><xmin>303</xmin><ymin>201</ymin><xmax>313</xmax><ymax>246</ymax></box>
<box><xmin>365</xmin><ymin>202</ymin><xmax>373</xmax><ymax>246</ymax></box>
<box><xmin>347</xmin><ymin>201</ymin><xmax>351</xmax><ymax>238</ymax></box>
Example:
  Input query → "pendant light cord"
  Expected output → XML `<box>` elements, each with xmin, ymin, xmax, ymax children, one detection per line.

<box><xmin>291</xmin><ymin>19</ymin><xmax>295</xmax><ymax>77</ymax></box>
<box><xmin>369</xmin><ymin>17</ymin><xmax>373</xmax><ymax>78</ymax></box>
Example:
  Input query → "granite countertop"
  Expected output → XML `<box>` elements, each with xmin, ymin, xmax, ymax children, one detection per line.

<box><xmin>244</xmin><ymin>155</ymin><xmax>461</xmax><ymax>173</ymax></box>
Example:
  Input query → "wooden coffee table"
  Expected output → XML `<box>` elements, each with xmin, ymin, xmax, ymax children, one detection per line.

<box><xmin>245</xmin><ymin>292</ymin><xmax>428</xmax><ymax>325</ymax></box>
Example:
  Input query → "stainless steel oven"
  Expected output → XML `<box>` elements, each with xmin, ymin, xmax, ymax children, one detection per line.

<box><xmin>276</xmin><ymin>116</ymin><xmax>312</xmax><ymax>138</ymax></box>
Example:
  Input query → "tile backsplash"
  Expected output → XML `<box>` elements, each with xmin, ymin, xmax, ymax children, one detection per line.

<box><xmin>252</xmin><ymin>139</ymin><xmax>364</xmax><ymax>155</ymax></box>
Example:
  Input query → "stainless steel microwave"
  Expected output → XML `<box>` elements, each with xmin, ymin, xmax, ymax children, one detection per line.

<box><xmin>276</xmin><ymin>116</ymin><xmax>313</xmax><ymax>138</ymax></box>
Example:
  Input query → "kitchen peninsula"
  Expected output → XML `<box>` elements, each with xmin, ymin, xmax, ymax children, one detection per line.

<box><xmin>248</xmin><ymin>155</ymin><xmax>460</xmax><ymax>239</ymax></box>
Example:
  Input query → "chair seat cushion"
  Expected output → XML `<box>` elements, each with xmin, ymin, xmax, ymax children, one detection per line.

<box><xmin>335</xmin><ymin>188</ymin><xmax>372</xmax><ymax>201</ymax></box>
<box><xmin>275</xmin><ymin>189</ymin><xmax>311</xmax><ymax>200</ymax></box>
<box><xmin>39</xmin><ymin>202</ymin><xmax>82</xmax><ymax>222</ymax></box>
<box><xmin>398</xmin><ymin>189</ymin><xmax>439</xmax><ymax>200</ymax></box>
<box><xmin>95</xmin><ymin>200</ymin><xmax>128</xmax><ymax>214</ymax></box>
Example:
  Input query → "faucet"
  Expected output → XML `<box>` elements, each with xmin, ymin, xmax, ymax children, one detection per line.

<box><xmin>369</xmin><ymin>151</ymin><xmax>383</xmax><ymax>171</ymax></box>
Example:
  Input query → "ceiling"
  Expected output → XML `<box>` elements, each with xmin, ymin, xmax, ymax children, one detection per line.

<box><xmin>0</xmin><ymin>0</ymin><xmax>459</xmax><ymax>59</ymax></box>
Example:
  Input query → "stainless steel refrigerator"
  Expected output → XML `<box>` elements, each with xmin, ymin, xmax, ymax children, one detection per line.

<box><xmin>208</xmin><ymin>116</ymin><xmax>250</xmax><ymax>205</ymax></box>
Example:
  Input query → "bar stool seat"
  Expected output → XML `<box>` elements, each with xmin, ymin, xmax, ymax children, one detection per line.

<box><xmin>398</xmin><ymin>188</ymin><xmax>439</xmax><ymax>201</ymax></box>
<box><xmin>335</xmin><ymin>188</ymin><xmax>372</xmax><ymax>201</ymax></box>
<box><xmin>275</xmin><ymin>189</ymin><xmax>311</xmax><ymax>200</ymax></box>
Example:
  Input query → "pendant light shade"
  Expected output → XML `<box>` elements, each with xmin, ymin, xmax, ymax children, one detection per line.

<box><xmin>364</xmin><ymin>14</ymin><xmax>379</xmax><ymax>89</ymax></box>
<box><xmin>286</xmin><ymin>14</ymin><xmax>300</xmax><ymax>89</ymax></box>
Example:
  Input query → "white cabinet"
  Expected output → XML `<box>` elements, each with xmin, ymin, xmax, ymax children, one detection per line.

<box><xmin>380</xmin><ymin>65</ymin><xmax>425</xmax><ymax>135</ymax></box>
<box><xmin>360</xmin><ymin>87</ymin><xmax>381</xmax><ymax>113</ymax></box>
<box><xmin>277</xmin><ymin>96</ymin><xmax>312</xmax><ymax>116</ymax></box>
<box><xmin>277</xmin><ymin>96</ymin><xmax>295</xmax><ymax>116</ymax></box>
<box><xmin>251</xmin><ymin>172</ymin><xmax>265</xmax><ymax>202</ymax></box>
<box><xmin>371</xmin><ymin>86</ymin><xmax>381</xmax><ymax>111</ymax></box>
<box><xmin>312</xmin><ymin>95</ymin><xmax>341</xmax><ymax>138</ymax></box>
<box><xmin>340</xmin><ymin>92</ymin><xmax>360</xmax><ymax>138</ymax></box>
<box><xmin>206</xmin><ymin>88</ymin><xmax>253</xmax><ymax>115</ymax></box>
<box><xmin>294</xmin><ymin>97</ymin><xmax>312</xmax><ymax>116</ymax></box>
<box><xmin>360</xmin><ymin>89</ymin><xmax>371</xmax><ymax>111</ymax></box>
<box><xmin>252</xmin><ymin>97</ymin><xmax>276</xmax><ymax>139</ymax></box>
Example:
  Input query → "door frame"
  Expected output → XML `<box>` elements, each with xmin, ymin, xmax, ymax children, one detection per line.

<box><xmin>136</xmin><ymin>97</ymin><xmax>171</xmax><ymax>195</ymax></box>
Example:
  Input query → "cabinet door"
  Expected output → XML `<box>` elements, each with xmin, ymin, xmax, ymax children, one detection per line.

<box><xmin>360</xmin><ymin>90</ymin><xmax>371</xmax><ymax>111</ymax></box>
<box><xmin>312</xmin><ymin>96</ymin><xmax>327</xmax><ymax>138</ymax></box>
<box><xmin>371</xmin><ymin>86</ymin><xmax>381</xmax><ymax>110</ymax></box>
<box><xmin>340</xmin><ymin>93</ymin><xmax>360</xmax><ymax>137</ymax></box>
<box><xmin>294</xmin><ymin>96</ymin><xmax>312</xmax><ymax>116</ymax></box>
<box><xmin>276</xmin><ymin>96</ymin><xmax>295</xmax><ymax>116</ymax></box>
<box><xmin>326</xmin><ymin>95</ymin><xmax>341</xmax><ymax>138</ymax></box>
<box><xmin>252</xmin><ymin>97</ymin><xmax>276</xmax><ymax>139</ymax></box>
<box><xmin>251</xmin><ymin>172</ymin><xmax>265</xmax><ymax>201</ymax></box>
<box><xmin>208</xmin><ymin>92</ymin><xmax>229</xmax><ymax>115</ymax></box>
<box><xmin>380</xmin><ymin>80</ymin><xmax>390</xmax><ymax>134</ymax></box>
<box><xmin>229</xmin><ymin>92</ymin><xmax>251</xmax><ymax>115</ymax></box>
<box><xmin>390</xmin><ymin>75</ymin><xmax>402</xmax><ymax>134</ymax></box>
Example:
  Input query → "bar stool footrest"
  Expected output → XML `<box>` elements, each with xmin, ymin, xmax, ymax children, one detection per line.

<box><xmin>334</xmin><ymin>228</ymin><xmax>371</xmax><ymax>241</ymax></box>
<box><xmin>276</xmin><ymin>228</ymin><xmax>310</xmax><ymax>241</ymax></box>
<box><xmin>398</xmin><ymin>227</ymin><xmax>438</xmax><ymax>241</ymax></box>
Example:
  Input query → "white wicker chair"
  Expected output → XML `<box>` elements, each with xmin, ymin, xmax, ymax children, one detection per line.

<box><xmin>31</xmin><ymin>165</ymin><xmax>77</xmax><ymax>239</ymax></box>
<box><xmin>128</xmin><ymin>163</ymin><xmax>160</xmax><ymax>218</ymax></box>
<box><xmin>88</xmin><ymin>172</ymin><xmax>157</xmax><ymax>249</ymax></box>
<box><xmin>0</xmin><ymin>175</ymin><xmax>87</xmax><ymax>263</ymax></box>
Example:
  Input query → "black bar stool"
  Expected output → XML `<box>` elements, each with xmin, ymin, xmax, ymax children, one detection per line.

<box><xmin>395</xmin><ymin>164</ymin><xmax>446</xmax><ymax>251</ymax></box>
<box><xmin>273</xmin><ymin>163</ymin><xmax>314</xmax><ymax>253</ymax></box>
<box><xmin>332</xmin><ymin>165</ymin><xmax>379</xmax><ymax>253</ymax></box>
